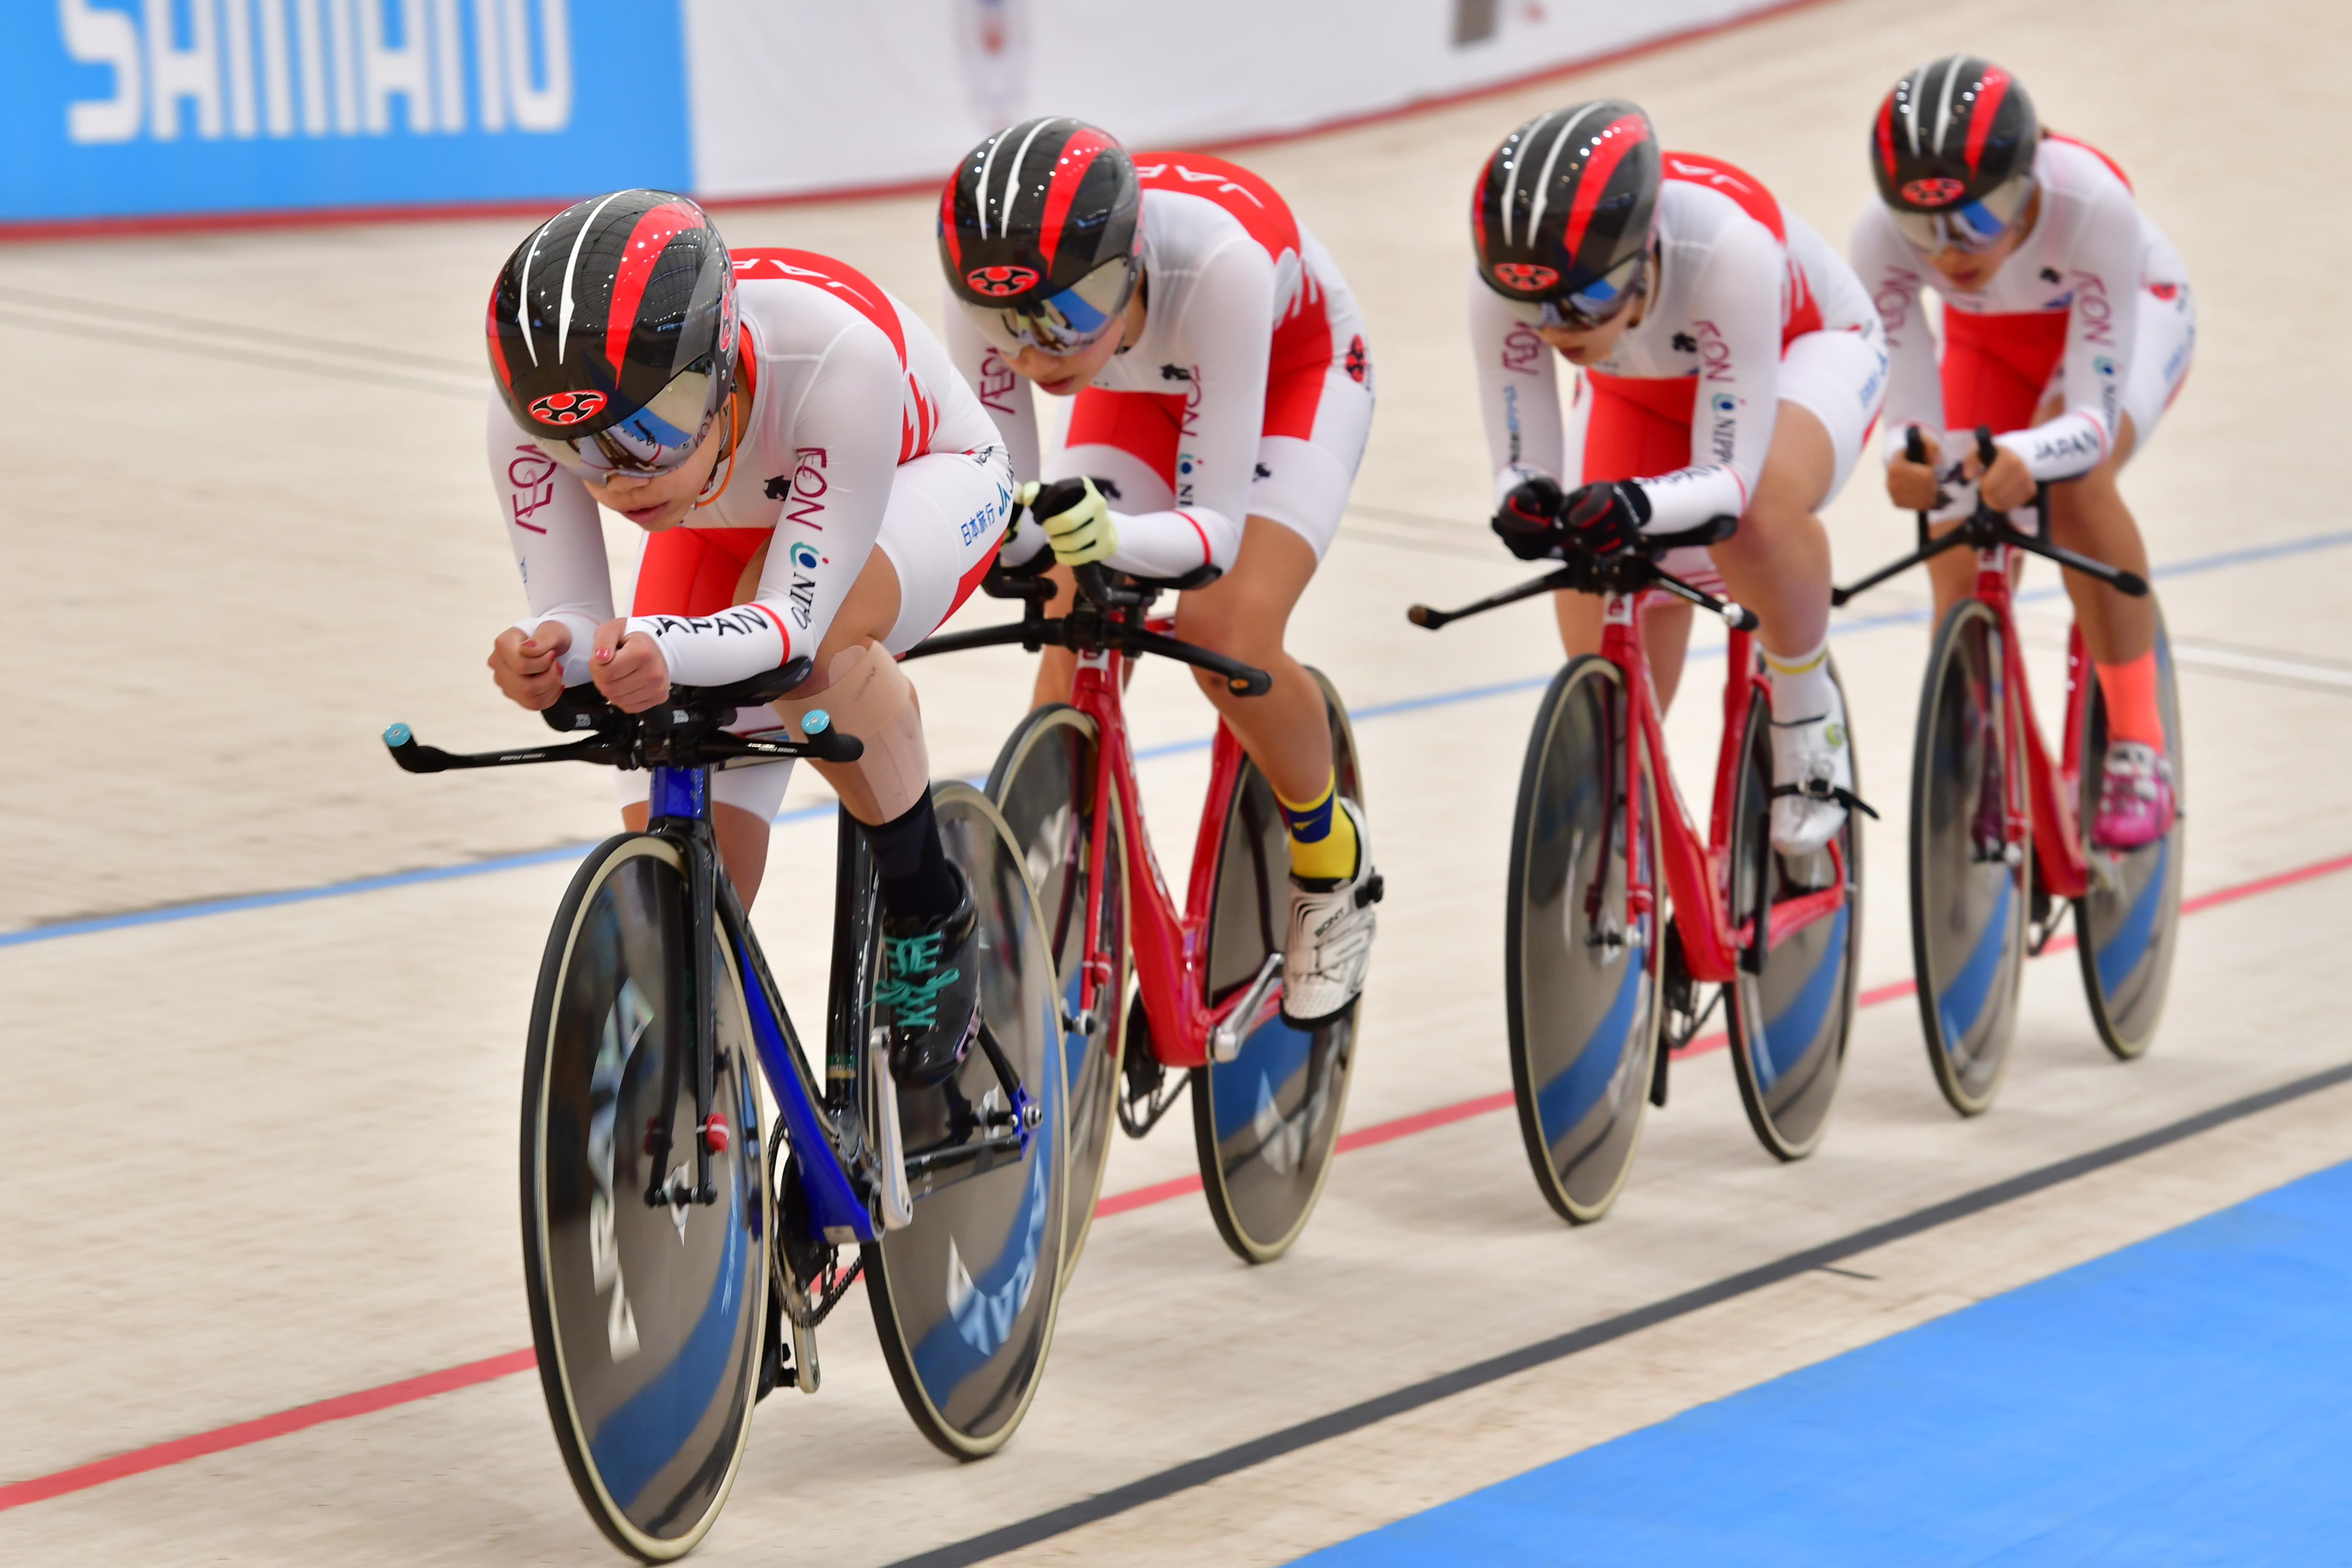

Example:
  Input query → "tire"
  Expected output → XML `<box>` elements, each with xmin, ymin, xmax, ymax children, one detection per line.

<box><xmin>1909</xmin><ymin>599</ymin><xmax>2029</xmax><ymax>1115</ymax></box>
<box><xmin>1505</xmin><ymin>656</ymin><xmax>1664</xmax><ymax>1224</ymax></box>
<box><xmin>2074</xmin><ymin>611</ymin><xmax>2185</xmax><ymax>1060</ymax></box>
<box><xmin>986</xmin><ymin>705</ymin><xmax>1132</xmax><ymax>1279</ymax></box>
<box><xmin>1725</xmin><ymin>656</ymin><xmax>1863</xmax><ymax>1160</ymax></box>
<box><xmin>1190</xmin><ymin>667</ymin><xmax>1363</xmax><ymax>1264</ymax></box>
<box><xmin>521</xmin><ymin>833</ymin><xmax>769</xmax><ymax>1562</ymax></box>
<box><xmin>865</xmin><ymin>783</ymin><xmax>1069</xmax><ymax>1460</ymax></box>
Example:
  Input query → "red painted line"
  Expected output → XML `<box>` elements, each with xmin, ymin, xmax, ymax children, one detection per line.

<box><xmin>0</xmin><ymin>0</ymin><xmax>1838</xmax><ymax>246</ymax></box>
<box><xmin>6</xmin><ymin>841</ymin><xmax>2343</xmax><ymax>1512</ymax></box>
<box><xmin>0</xmin><ymin>1349</ymin><xmax>534</xmax><ymax>1512</ymax></box>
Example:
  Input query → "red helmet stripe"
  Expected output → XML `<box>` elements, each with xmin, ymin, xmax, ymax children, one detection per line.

<box><xmin>604</xmin><ymin>199</ymin><xmax>708</xmax><ymax>374</ymax></box>
<box><xmin>1470</xmin><ymin>160</ymin><xmax>1490</xmax><ymax>260</ymax></box>
<box><xmin>1963</xmin><ymin>66</ymin><xmax>2011</xmax><ymax>175</ymax></box>
<box><xmin>485</xmin><ymin>284</ymin><xmax>512</xmax><ymax>390</ymax></box>
<box><xmin>1035</xmin><ymin>126</ymin><xmax>1116</xmax><ymax>275</ymax></box>
<box><xmin>1559</xmin><ymin>113</ymin><xmax>1650</xmax><ymax>259</ymax></box>
<box><xmin>1875</xmin><ymin>95</ymin><xmax>1898</xmax><ymax>180</ymax></box>
<box><xmin>937</xmin><ymin>176</ymin><xmax>963</xmax><ymax>271</ymax></box>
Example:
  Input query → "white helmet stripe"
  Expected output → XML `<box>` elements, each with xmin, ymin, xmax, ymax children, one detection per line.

<box><xmin>1932</xmin><ymin>57</ymin><xmax>1962</xmax><ymax>156</ymax></box>
<box><xmin>557</xmin><ymin>189</ymin><xmax>632</xmax><ymax>365</ymax></box>
<box><xmin>515</xmin><ymin>210</ymin><xmax>562</xmax><ymax>369</ymax></box>
<box><xmin>998</xmin><ymin>117</ymin><xmax>1067</xmax><ymax>239</ymax></box>
<box><xmin>1901</xmin><ymin>65</ymin><xmax>1925</xmax><ymax>155</ymax></box>
<box><xmin>972</xmin><ymin>125</ymin><xmax>1013</xmax><ymax>241</ymax></box>
<box><xmin>1525</xmin><ymin>102</ymin><xmax>1605</xmax><ymax>251</ymax></box>
<box><xmin>1498</xmin><ymin>110</ymin><xmax>1560</xmax><ymax>248</ymax></box>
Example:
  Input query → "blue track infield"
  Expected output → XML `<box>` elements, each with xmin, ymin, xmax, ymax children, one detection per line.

<box><xmin>1298</xmin><ymin>1159</ymin><xmax>2352</xmax><ymax>1567</ymax></box>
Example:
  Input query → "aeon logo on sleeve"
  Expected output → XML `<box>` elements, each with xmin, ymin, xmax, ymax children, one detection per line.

<box><xmin>55</xmin><ymin>0</ymin><xmax>579</xmax><ymax>146</ymax></box>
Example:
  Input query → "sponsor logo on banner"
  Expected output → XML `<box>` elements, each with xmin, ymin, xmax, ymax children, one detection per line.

<box><xmin>958</xmin><ymin>0</ymin><xmax>1027</xmax><ymax>124</ymax></box>
<box><xmin>11</xmin><ymin>0</ymin><xmax>689</xmax><ymax>223</ymax></box>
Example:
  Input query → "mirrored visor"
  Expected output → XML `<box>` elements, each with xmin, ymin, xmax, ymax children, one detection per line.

<box><xmin>1889</xmin><ymin>173</ymin><xmax>2035</xmax><ymax>256</ymax></box>
<box><xmin>534</xmin><ymin>361</ymin><xmax>724</xmax><ymax>480</ymax></box>
<box><xmin>958</xmin><ymin>256</ymin><xmax>1138</xmax><ymax>357</ymax></box>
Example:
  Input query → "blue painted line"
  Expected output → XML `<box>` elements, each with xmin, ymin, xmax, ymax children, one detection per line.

<box><xmin>1297</xmin><ymin>1158</ymin><xmax>2352</xmax><ymax>1568</ymax></box>
<box><xmin>11</xmin><ymin>526</ymin><xmax>2347</xmax><ymax>953</ymax></box>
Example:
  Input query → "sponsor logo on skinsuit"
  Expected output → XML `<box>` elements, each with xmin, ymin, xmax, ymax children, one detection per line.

<box><xmin>784</xmin><ymin>542</ymin><xmax>821</xmax><ymax>628</ymax></box>
<box><xmin>506</xmin><ymin>444</ymin><xmax>559</xmax><ymax>531</ymax></box>
<box><xmin>1491</xmin><ymin>261</ymin><xmax>1558</xmax><ymax>292</ymax></box>
<box><xmin>966</xmin><ymin>265</ymin><xmax>1038</xmax><ymax>297</ymax></box>
<box><xmin>783</xmin><ymin>447</ymin><xmax>828</xmax><ymax>528</ymax></box>
<box><xmin>1708</xmin><ymin>392</ymin><xmax>1737</xmax><ymax>463</ymax></box>
<box><xmin>531</xmin><ymin>389</ymin><xmax>606</xmax><ymax>425</ymax></box>
<box><xmin>1345</xmin><ymin>334</ymin><xmax>1369</xmax><ymax>384</ymax></box>
<box><xmin>1694</xmin><ymin>320</ymin><xmax>1734</xmax><ymax>383</ymax></box>
<box><xmin>1500</xmin><ymin>324</ymin><xmax>1542</xmax><ymax>376</ymax></box>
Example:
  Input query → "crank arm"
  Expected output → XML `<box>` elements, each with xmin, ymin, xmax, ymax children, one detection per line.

<box><xmin>1208</xmin><ymin>952</ymin><xmax>1285</xmax><ymax>1062</ymax></box>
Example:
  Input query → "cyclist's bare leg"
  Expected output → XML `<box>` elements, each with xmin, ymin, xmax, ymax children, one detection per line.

<box><xmin>2047</xmin><ymin>411</ymin><xmax>2153</xmax><ymax>664</ymax></box>
<box><xmin>1709</xmin><ymin>401</ymin><xmax>1835</xmax><ymax>663</ymax></box>
<box><xmin>1552</xmin><ymin>590</ymin><xmax>1694</xmax><ymax>711</ymax></box>
<box><xmin>1173</xmin><ymin>517</ymin><xmax>1333</xmax><ymax>805</ymax></box>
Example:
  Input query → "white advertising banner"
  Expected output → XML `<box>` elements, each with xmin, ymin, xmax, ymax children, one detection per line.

<box><xmin>684</xmin><ymin>0</ymin><xmax>1781</xmax><ymax>201</ymax></box>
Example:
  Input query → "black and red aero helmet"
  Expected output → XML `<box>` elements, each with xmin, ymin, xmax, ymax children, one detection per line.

<box><xmin>487</xmin><ymin>190</ymin><xmax>738</xmax><ymax>475</ymax></box>
<box><xmin>1473</xmin><ymin>101</ymin><xmax>1660</xmax><ymax>318</ymax></box>
<box><xmin>940</xmin><ymin>117</ymin><xmax>1142</xmax><ymax>352</ymax></box>
<box><xmin>1872</xmin><ymin>55</ymin><xmax>2039</xmax><ymax>214</ymax></box>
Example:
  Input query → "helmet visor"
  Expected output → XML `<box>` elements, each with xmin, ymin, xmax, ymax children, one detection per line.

<box><xmin>1889</xmin><ymin>173</ymin><xmax>2035</xmax><ymax>255</ymax></box>
<box><xmin>1507</xmin><ymin>250</ymin><xmax>1648</xmax><ymax>331</ymax></box>
<box><xmin>958</xmin><ymin>256</ymin><xmax>1138</xmax><ymax>357</ymax></box>
<box><xmin>534</xmin><ymin>360</ymin><xmax>725</xmax><ymax>481</ymax></box>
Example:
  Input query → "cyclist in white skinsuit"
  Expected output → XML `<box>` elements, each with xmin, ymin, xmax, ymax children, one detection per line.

<box><xmin>483</xmin><ymin>193</ymin><xmax>1013</xmax><ymax>1086</ymax></box>
<box><xmin>938</xmin><ymin>120</ymin><xmax>1380</xmax><ymax>1026</ymax></box>
<box><xmin>1469</xmin><ymin>104</ymin><xmax>1888</xmax><ymax>854</ymax></box>
<box><xmin>1852</xmin><ymin>55</ymin><xmax>2193</xmax><ymax>848</ymax></box>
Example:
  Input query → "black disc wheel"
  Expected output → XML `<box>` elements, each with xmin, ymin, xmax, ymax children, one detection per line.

<box><xmin>1910</xmin><ymin>598</ymin><xmax>2030</xmax><ymax>1114</ymax></box>
<box><xmin>865</xmin><ymin>783</ymin><xmax>1069</xmax><ymax>1459</ymax></box>
<box><xmin>1726</xmin><ymin>657</ymin><xmax>1864</xmax><ymax>1160</ymax></box>
<box><xmin>522</xmin><ymin>833</ymin><xmax>770</xmax><ymax>1562</ymax></box>
<box><xmin>2073</xmin><ymin>612</ymin><xmax>2185</xmax><ymax>1060</ymax></box>
<box><xmin>986</xmin><ymin>705</ymin><xmax>1132</xmax><ymax>1279</ymax></box>
<box><xmin>1191</xmin><ymin>667</ymin><xmax>1364</xmax><ymax>1264</ymax></box>
<box><xmin>1505</xmin><ymin>656</ymin><xmax>1663</xmax><ymax>1224</ymax></box>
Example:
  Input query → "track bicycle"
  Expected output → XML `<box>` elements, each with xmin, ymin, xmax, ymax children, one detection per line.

<box><xmin>1835</xmin><ymin>426</ymin><xmax>2184</xmax><ymax>1114</ymax></box>
<box><xmin>906</xmin><ymin>559</ymin><xmax>1376</xmax><ymax>1266</ymax></box>
<box><xmin>1408</xmin><ymin>524</ymin><xmax>1866</xmax><ymax>1221</ymax></box>
<box><xmin>381</xmin><ymin>658</ymin><xmax>1067</xmax><ymax>1559</ymax></box>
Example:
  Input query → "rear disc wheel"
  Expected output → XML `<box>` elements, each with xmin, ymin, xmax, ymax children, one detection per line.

<box><xmin>1191</xmin><ymin>668</ymin><xmax>1363</xmax><ymax>1264</ymax></box>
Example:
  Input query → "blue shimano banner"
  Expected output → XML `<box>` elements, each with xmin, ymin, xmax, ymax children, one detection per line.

<box><xmin>1</xmin><ymin>0</ymin><xmax>691</xmax><ymax>223</ymax></box>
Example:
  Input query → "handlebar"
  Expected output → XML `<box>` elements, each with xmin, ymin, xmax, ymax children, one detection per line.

<box><xmin>383</xmin><ymin>654</ymin><xmax>867</xmax><ymax>776</ymax></box>
<box><xmin>1833</xmin><ymin>423</ymin><xmax>2148</xmax><ymax>607</ymax></box>
<box><xmin>902</xmin><ymin>555</ymin><xmax>1271</xmax><ymax>697</ymax></box>
<box><xmin>1407</xmin><ymin>528</ymin><xmax>1762</xmax><ymax>634</ymax></box>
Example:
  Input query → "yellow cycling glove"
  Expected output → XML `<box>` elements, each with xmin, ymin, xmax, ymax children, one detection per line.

<box><xmin>1016</xmin><ymin>476</ymin><xmax>1120</xmax><ymax>567</ymax></box>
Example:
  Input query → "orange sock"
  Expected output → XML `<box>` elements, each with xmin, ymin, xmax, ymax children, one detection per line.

<box><xmin>2094</xmin><ymin>653</ymin><xmax>2165</xmax><ymax>749</ymax></box>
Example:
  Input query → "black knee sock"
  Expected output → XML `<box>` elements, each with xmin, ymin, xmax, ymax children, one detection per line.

<box><xmin>865</xmin><ymin>790</ymin><xmax>959</xmax><ymax>922</ymax></box>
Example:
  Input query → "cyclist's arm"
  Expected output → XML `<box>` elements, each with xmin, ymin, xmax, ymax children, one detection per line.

<box><xmin>1995</xmin><ymin>188</ymin><xmax>2140</xmax><ymax>480</ymax></box>
<box><xmin>626</xmin><ymin>321</ymin><xmax>902</xmax><ymax>687</ymax></box>
<box><xmin>486</xmin><ymin>397</ymin><xmax>611</xmax><ymax>686</ymax></box>
<box><xmin>1076</xmin><ymin>237</ymin><xmax>1273</xmax><ymax>577</ymax></box>
<box><xmin>1632</xmin><ymin>223</ymin><xmax>1782</xmax><ymax>532</ymax></box>
<box><xmin>1467</xmin><ymin>268</ymin><xmax>1571</xmax><ymax>504</ymax></box>
<box><xmin>1851</xmin><ymin>206</ymin><xmax>1946</xmax><ymax>462</ymax></box>
<box><xmin>942</xmin><ymin>293</ymin><xmax>1042</xmax><ymax>483</ymax></box>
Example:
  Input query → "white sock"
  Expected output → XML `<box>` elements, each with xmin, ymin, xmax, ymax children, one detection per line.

<box><xmin>1764</xmin><ymin>638</ymin><xmax>1835</xmax><ymax>725</ymax></box>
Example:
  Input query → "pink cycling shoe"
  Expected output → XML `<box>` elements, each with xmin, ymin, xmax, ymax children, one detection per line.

<box><xmin>2092</xmin><ymin>740</ymin><xmax>2177</xmax><ymax>850</ymax></box>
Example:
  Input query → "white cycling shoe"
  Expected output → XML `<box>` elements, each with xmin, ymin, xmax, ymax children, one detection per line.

<box><xmin>1280</xmin><ymin>798</ymin><xmax>1382</xmax><ymax>1027</ymax></box>
<box><xmin>1769</xmin><ymin>683</ymin><xmax>1859</xmax><ymax>858</ymax></box>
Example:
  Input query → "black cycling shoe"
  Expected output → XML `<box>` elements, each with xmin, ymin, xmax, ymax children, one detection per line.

<box><xmin>877</xmin><ymin>866</ymin><xmax>983</xmax><ymax>1089</ymax></box>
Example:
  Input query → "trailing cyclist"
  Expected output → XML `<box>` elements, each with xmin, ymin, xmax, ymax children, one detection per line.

<box><xmin>1470</xmin><ymin>101</ymin><xmax>1889</xmax><ymax>855</ymax></box>
<box><xmin>937</xmin><ymin>119</ymin><xmax>1380</xmax><ymax>1025</ymax></box>
<box><xmin>1856</xmin><ymin>55</ymin><xmax>2192</xmax><ymax>849</ymax></box>
<box><xmin>481</xmin><ymin>190</ymin><xmax>1015</xmax><ymax>1087</ymax></box>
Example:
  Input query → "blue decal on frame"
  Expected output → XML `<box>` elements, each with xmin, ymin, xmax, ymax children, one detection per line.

<box><xmin>2</xmin><ymin>0</ymin><xmax>691</xmax><ymax>222</ymax></box>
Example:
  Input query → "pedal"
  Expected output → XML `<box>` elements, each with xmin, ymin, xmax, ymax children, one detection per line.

<box><xmin>871</xmin><ymin>1026</ymin><xmax>915</xmax><ymax>1231</ymax></box>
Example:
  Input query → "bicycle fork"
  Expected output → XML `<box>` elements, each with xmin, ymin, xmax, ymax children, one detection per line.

<box><xmin>645</xmin><ymin>765</ymin><xmax>727</xmax><ymax>1209</ymax></box>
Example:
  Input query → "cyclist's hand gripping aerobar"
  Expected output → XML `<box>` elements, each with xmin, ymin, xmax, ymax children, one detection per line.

<box><xmin>1886</xmin><ymin>425</ymin><xmax>1944</xmax><ymax>512</ymax></box>
<box><xmin>1017</xmin><ymin>476</ymin><xmax>1120</xmax><ymax>566</ymax></box>
<box><xmin>489</xmin><ymin>620</ymin><xmax>573</xmax><ymax>711</ymax></box>
<box><xmin>1491</xmin><ymin>475</ymin><xmax>1650</xmax><ymax>561</ymax></box>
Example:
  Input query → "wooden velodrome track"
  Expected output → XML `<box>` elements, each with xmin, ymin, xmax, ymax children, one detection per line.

<box><xmin>5</xmin><ymin>0</ymin><xmax>2351</xmax><ymax>1560</ymax></box>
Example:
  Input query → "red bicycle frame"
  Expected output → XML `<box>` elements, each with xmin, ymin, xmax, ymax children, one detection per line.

<box><xmin>1601</xmin><ymin>590</ymin><xmax>1849</xmax><ymax>985</ymax></box>
<box><xmin>1971</xmin><ymin>544</ymin><xmax>2097</xmax><ymax>902</ymax></box>
<box><xmin>1065</xmin><ymin>641</ymin><xmax>1288</xmax><ymax>1072</ymax></box>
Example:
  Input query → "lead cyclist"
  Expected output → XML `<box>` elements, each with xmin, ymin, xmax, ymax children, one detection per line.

<box><xmin>935</xmin><ymin>119</ymin><xmax>1380</xmax><ymax>1026</ymax></box>
<box><xmin>479</xmin><ymin>191</ymin><xmax>1015</xmax><ymax>1088</ymax></box>
<box><xmin>1854</xmin><ymin>55</ymin><xmax>2194</xmax><ymax>849</ymax></box>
